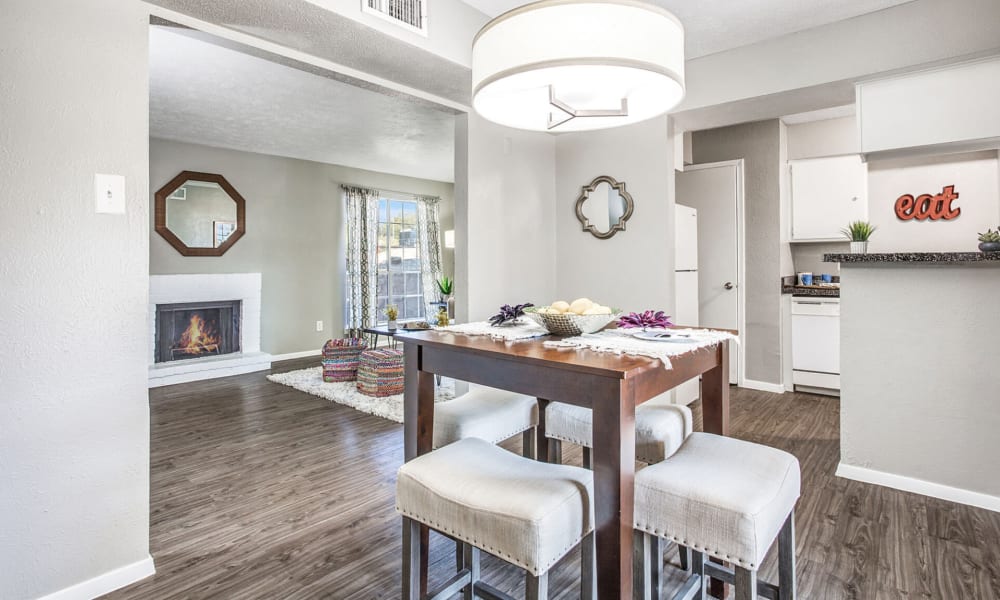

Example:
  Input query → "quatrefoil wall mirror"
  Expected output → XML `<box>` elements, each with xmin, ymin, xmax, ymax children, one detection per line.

<box><xmin>575</xmin><ymin>175</ymin><xmax>634</xmax><ymax>240</ymax></box>
<box><xmin>155</xmin><ymin>171</ymin><xmax>246</xmax><ymax>257</ymax></box>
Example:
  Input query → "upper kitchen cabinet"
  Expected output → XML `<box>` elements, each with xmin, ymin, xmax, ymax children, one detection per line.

<box><xmin>790</xmin><ymin>154</ymin><xmax>867</xmax><ymax>241</ymax></box>
<box><xmin>857</xmin><ymin>57</ymin><xmax>1000</xmax><ymax>158</ymax></box>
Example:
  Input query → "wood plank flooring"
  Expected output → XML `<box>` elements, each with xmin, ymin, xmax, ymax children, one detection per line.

<box><xmin>103</xmin><ymin>358</ymin><xmax>1000</xmax><ymax>599</ymax></box>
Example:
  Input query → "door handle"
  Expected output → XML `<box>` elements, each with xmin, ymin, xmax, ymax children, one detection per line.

<box><xmin>724</xmin><ymin>282</ymin><xmax>734</xmax><ymax>290</ymax></box>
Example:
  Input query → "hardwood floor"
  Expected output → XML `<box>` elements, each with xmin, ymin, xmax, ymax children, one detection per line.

<box><xmin>104</xmin><ymin>358</ymin><xmax>1000</xmax><ymax>599</ymax></box>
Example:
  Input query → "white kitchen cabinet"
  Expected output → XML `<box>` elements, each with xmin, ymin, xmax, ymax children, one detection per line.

<box><xmin>790</xmin><ymin>155</ymin><xmax>867</xmax><ymax>241</ymax></box>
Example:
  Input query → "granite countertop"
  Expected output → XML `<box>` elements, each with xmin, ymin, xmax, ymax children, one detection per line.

<box><xmin>825</xmin><ymin>252</ymin><xmax>1000</xmax><ymax>263</ymax></box>
<box><xmin>780</xmin><ymin>275</ymin><xmax>840</xmax><ymax>297</ymax></box>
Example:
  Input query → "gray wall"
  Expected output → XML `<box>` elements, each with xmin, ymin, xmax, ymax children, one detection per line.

<box><xmin>150</xmin><ymin>139</ymin><xmax>454</xmax><ymax>355</ymax></box>
<box><xmin>554</xmin><ymin>117</ymin><xmax>676</xmax><ymax>313</ymax></box>
<box><xmin>692</xmin><ymin>120</ymin><xmax>782</xmax><ymax>384</ymax></box>
<box><xmin>0</xmin><ymin>1</ymin><xmax>152</xmax><ymax>598</ymax></box>
<box><xmin>456</xmin><ymin>114</ymin><xmax>557</xmax><ymax>321</ymax></box>
<box><xmin>840</xmin><ymin>264</ymin><xmax>1000</xmax><ymax>500</ymax></box>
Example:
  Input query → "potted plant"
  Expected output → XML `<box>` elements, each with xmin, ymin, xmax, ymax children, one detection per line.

<box><xmin>385</xmin><ymin>304</ymin><xmax>399</xmax><ymax>330</ymax></box>
<box><xmin>978</xmin><ymin>226</ymin><xmax>1000</xmax><ymax>253</ymax></box>
<box><xmin>841</xmin><ymin>220</ymin><xmax>877</xmax><ymax>254</ymax></box>
<box><xmin>437</xmin><ymin>276</ymin><xmax>455</xmax><ymax>319</ymax></box>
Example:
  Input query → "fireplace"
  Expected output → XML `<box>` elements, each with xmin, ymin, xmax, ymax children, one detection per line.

<box><xmin>155</xmin><ymin>300</ymin><xmax>241</xmax><ymax>363</ymax></box>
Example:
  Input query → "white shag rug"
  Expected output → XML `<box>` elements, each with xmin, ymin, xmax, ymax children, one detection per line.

<box><xmin>266</xmin><ymin>367</ymin><xmax>456</xmax><ymax>423</ymax></box>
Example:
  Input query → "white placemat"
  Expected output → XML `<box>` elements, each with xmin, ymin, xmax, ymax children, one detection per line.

<box><xmin>436</xmin><ymin>320</ymin><xmax>550</xmax><ymax>341</ymax></box>
<box><xmin>542</xmin><ymin>328</ymin><xmax>738</xmax><ymax>369</ymax></box>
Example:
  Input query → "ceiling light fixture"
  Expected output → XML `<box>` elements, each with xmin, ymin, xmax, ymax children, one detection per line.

<box><xmin>471</xmin><ymin>0</ymin><xmax>685</xmax><ymax>133</ymax></box>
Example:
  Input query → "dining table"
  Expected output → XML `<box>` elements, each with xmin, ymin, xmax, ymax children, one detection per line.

<box><xmin>396</xmin><ymin>327</ymin><xmax>732</xmax><ymax>600</ymax></box>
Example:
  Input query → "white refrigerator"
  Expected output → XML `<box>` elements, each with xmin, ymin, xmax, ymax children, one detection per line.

<box><xmin>674</xmin><ymin>204</ymin><xmax>700</xmax><ymax>405</ymax></box>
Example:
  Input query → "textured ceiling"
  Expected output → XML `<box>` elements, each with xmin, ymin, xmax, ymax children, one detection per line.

<box><xmin>149</xmin><ymin>26</ymin><xmax>455</xmax><ymax>182</ymax></box>
<box><xmin>462</xmin><ymin>0</ymin><xmax>916</xmax><ymax>58</ymax></box>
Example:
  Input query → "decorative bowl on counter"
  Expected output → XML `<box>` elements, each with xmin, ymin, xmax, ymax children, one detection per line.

<box><xmin>524</xmin><ymin>306</ymin><xmax>621</xmax><ymax>336</ymax></box>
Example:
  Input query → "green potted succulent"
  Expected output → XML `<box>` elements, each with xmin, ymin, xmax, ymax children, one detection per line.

<box><xmin>978</xmin><ymin>226</ymin><xmax>1000</xmax><ymax>253</ymax></box>
<box><xmin>436</xmin><ymin>276</ymin><xmax>455</xmax><ymax>319</ymax></box>
<box><xmin>841</xmin><ymin>220</ymin><xmax>877</xmax><ymax>254</ymax></box>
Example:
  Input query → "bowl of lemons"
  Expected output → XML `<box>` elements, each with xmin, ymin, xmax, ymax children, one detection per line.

<box><xmin>524</xmin><ymin>298</ymin><xmax>620</xmax><ymax>336</ymax></box>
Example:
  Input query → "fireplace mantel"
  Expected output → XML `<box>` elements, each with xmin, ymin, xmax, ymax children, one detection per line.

<box><xmin>148</xmin><ymin>273</ymin><xmax>271</xmax><ymax>387</ymax></box>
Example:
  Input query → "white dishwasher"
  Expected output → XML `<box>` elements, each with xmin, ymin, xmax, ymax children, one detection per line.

<box><xmin>791</xmin><ymin>297</ymin><xmax>840</xmax><ymax>393</ymax></box>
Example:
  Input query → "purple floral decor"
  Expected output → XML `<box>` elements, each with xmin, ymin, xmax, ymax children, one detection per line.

<box><xmin>617</xmin><ymin>310</ymin><xmax>673</xmax><ymax>330</ymax></box>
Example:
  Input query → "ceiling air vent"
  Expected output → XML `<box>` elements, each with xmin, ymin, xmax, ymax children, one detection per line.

<box><xmin>363</xmin><ymin>0</ymin><xmax>427</xmax><ymax>35</ymax></box>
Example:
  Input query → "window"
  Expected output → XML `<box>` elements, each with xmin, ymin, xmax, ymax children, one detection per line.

<box><xmin>376</xmin><ymin>198</ymin><xmax>424</xmax><ymax>323</ymax></box>
<box><xmin>362</xmin><ymin>0</ymin><xmax>427</xmax><ymax>35</ymax></box>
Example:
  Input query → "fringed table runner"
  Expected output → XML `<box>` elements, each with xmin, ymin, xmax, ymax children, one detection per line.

<box><xmin>542</xmin><ymin>329</ymin><xmax>738</xmax><ymax>369</ymax></box>
<box><xmin>435</xmin><ymin>320</ymin><xmax>549</xmax><ymax>341</ymax></box>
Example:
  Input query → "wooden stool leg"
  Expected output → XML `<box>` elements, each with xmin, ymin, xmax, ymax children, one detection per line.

<box><xmin>547</xmin><ymin>439</ymin><xmax>562</xmax><ymax>464</ymax></box>
<box><xmin>778</xmin><ymin>512</ymin><xmax>796</xmax><ymax>600</ymax></box>
<box><xmin>454</xmin><ymin>538</ymin><xmax>464</xmax><ymax>572</ymax></box>
<box><xmin>690</xmin><ymin>549</ymin><xmax>706</xmax><ymax>599</ymax></box>
<box><xmin>581</xmin><ymin>532</ymin><xmax>596</xmax><ymax>600</ymax></box>
<box><xmin>522</xmin><ymin>428</ymin><xmax>536</xmax><ymax>459</ymax></box>
<box><xmin>735</xmin><ymin>567</ymin><xmax>758</xmax><ymax>600</ymax></box>
<box><xmin>526</xmin><ymin>572</ymin><xmax>548</xmax><ymax>600</ymax></box>
<box><xmin>678</xmin><ymin>545</ymin><xmax>689</xmax><ymax>571</ymax></box>
<box><xmin>582</xmin><ymin>447</ymin><xmax>592</xmax><ymax>470</ymax></box>
<box><xmin>463</xmin><ymin>543</ymin><xmax>481</xmax><ymax>600</ymax></box>
<box><xmin>633</xmin><ymin>532</ymin><xmax>659</xmax><ymax>600</ymax></box>
<box><xmin>401</xmin><ymin>518</ymin><xmax>421</xmax><ymax>600</ymax></box>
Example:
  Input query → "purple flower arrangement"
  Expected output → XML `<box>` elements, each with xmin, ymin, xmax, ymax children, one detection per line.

<box><xmin>489</xmin><ymin>303</ymin><xmax>535</xmax><ymax>326</ymax></box>
<box><xmin>617</xmin><ymin>310</ymin><xmax>673</xmax><ymax>329</ymax></box>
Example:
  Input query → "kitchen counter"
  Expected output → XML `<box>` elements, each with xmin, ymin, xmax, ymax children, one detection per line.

<box><xmin>830</xmin><ymin>257</ymin><xmax>1000</xmax><ymax>510</ymax></box>
<box><xmin>825</xmin><ymin>251</ymin><xmax>1000</xmax><ymax>263</ymax></box>
<box><xmin>780</xmin><ymin>275</ymin><xmax>840</xmax><ymax>297</ymax></box>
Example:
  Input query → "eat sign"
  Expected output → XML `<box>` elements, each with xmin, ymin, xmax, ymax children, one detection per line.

<box><xmin>894</xmin><ymin>185</ymin><xmax>960</xmax><ymax>221</ymax></box>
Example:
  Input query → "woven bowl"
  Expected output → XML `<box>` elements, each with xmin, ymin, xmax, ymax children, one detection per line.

<box><xmin>524</xmin><ymin>307</ymin><xmax>620</xmax><ymax>336</ymax></box>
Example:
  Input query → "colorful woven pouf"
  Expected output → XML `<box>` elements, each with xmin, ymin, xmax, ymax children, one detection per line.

<box><xmin>356</xmin><ymin>348</ymin><xmax>405</xmax><ymax>397</ymax></box>
<box><xmin>321</xmin><ymin>338</ymin><xmax>368</xmax><ymax>382</ymax></box>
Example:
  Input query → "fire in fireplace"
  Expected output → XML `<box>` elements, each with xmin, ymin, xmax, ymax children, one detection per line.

<box><xmin>155</xmin><ymin>300</ymin><xmax>241</xmax><ymax>363</ymax></box>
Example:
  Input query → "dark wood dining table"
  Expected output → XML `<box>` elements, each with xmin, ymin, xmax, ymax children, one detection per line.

<box><xmin>396</xmin><ymin>328</ymin><xmax>731</xmax><ymax>600</ymax></box>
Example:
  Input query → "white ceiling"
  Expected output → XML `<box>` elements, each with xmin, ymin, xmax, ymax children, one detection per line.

<box><xmin>462</xmin><ymin>0</ymin><xmax>915</xmax><ymax>58</ymax></box>
<box><xmin>149</xmin><ymin>26</ymin><xmax>456</xmax><ymax>182</ymax></box>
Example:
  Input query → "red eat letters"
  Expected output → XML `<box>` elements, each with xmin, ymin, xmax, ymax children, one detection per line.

<box><xmin>894</xmin><ymin>185</ymin><xmax>961</xmax><ymax>221</ymax></box>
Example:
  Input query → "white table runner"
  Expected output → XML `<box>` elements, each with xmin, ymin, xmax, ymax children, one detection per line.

<box><xmin>435</xmin><ymin>320</ymin><xmax>549</xmax><ymax>341</ymax></box>
<box><xmin>542</xmin><ymin>328</ymin><xmax>737</xmax><ymax>369</ymax></box>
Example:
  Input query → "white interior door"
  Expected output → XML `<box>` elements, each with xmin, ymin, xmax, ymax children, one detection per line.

<box><xmin>676</xmin><ymin>162</ymin><xmax>741</xmax><ymax>384</ymax></box>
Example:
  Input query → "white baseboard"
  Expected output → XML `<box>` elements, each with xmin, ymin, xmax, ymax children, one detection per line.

<box><xmin>740</xmin><ymin>378</ymin><xmax>786</xmax><ymax>394</ymax></box>
<box><xmin>836</xmin><ymin>463</ymin><xmax>1000</xmax><ymax>513</ymax></box>
<box><xmin>38</xmin><ymin>555</ymin><xmax>154</xmax><ymax>600</ymax></box>
<box><xmin>271</xmin><ymin>349</ymin><xmax>321</xmax><ymax>361</ymax></box>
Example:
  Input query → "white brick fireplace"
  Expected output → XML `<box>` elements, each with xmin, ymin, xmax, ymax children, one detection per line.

<box><xmin>149</xmin><ymin>273</ymin><xmax>272</xmax><ymax>387</ymax></box>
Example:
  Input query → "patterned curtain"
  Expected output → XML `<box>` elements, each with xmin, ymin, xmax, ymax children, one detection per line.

<box><xmin>343</xmin><ymin>186</ymin><xmax>380</xmax><ymax>335</ymax></box>
<box><xmin>416</xmin><ymin>196</ymin><xmax>444</xmax><ymax>312</ymax></box>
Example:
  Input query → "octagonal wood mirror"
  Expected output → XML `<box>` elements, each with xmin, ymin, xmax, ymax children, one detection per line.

<box><xmin>575</xmin><ymin>175</ymin><xmax>634</xmax><ymax>239</ymax></box>
<box><xmin>155</xmin><ymin>171</ymin><xmax>246</xmax><ymax>257</ymax></box>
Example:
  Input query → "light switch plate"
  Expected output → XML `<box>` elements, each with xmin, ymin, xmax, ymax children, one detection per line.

<box><xmin>95</xmin><ymin>173</ymin><xmax>126</xmax><ymax>214</ymax></box>
<box><xmin>315</xmin><ymin>320</ymin><xmax>324</xmax><ymax>332</ymax></box>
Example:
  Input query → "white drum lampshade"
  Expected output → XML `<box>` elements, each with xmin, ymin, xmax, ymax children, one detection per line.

<box><xmin>472</xmin><ymin>0</ymin><xmax>685</xmax><ymax>132</ymax></box>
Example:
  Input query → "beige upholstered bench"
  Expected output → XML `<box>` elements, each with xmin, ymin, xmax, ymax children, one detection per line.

<box><xmin>433</xmin><ymin>385</ymin><xmax>539</xmax><ymax>457</ymax></box>
<box><xmin>633</xmin><ymin>432</ymin><xmax>801</xmax><ymax>600</ymax></box>
<box><xmin>396</xmin><ymin>437</ymin><xmax>595</xmax><ymax>600</ymax></box>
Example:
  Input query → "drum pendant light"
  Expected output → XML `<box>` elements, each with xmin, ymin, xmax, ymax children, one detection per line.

<box><xmin>471</xmin><ymin>0</ymin><xmax>685</xmax><ymax>132</ymax></box>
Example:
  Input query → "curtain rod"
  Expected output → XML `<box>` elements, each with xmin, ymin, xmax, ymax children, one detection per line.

<box><xmin>340</xmin><ymin>183</ymin><xmax>440</xmax><ymax>201</ymax></box>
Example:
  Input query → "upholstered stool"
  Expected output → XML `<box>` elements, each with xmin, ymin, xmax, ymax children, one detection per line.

<box><xmin>396</xmin><ymin>437</ymin><xmax>595</xmax><ymax>600</ymax></box>
<box><xmin>632</xmin><ymin>432</ymin><xmax>800</xmax><ymax>600</ymax></box>
<box><xmin>433</xmin><ymin>385</ymin><xmax>539</xmax><ymax>458</ymax></box>
<box><xmin>355</xmin><ymin>348</ymin><xmax>404</xmax><ymax>397</ymax></box>
<box><xmin>545</xmin><ymin>393</ymin><xmax>692</xmax><ymax>466</ymax></box>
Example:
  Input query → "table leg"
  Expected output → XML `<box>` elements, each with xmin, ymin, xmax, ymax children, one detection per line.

<box><xmin>700</xmin><ymin>341</ymin><xmax>731</xmax><ymax>598</ymax></box>
<box><xmin>535</xmin><ymin>399</ymin><xmax>550</xmax><ymax>463</ymax></box>
<box><xmin>403</xmin><ymin>343</ymin><xmax>436</xmax><ymax>596</ymax></box>
<box><xmin>591</xmin><ymin>379</ymin><xmax>637</xmax><ymax>599</ymax></box>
